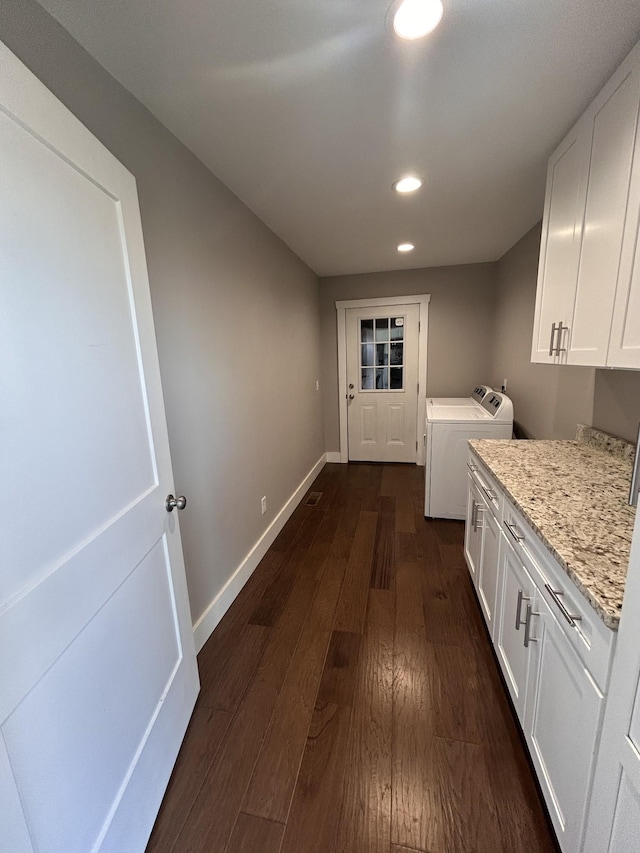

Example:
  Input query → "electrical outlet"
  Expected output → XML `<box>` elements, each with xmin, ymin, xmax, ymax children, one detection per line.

<box><xmin>261</xmin><ymin>496</ymin><xmax>267</xmax><ymax>515</ymax></box>
<box><xmin>502</xmin><ymin>378</ymin><xmax>508</xmax><ymax>393</ymax></box>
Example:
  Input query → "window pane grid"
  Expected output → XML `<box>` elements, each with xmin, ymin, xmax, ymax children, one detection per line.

<box><xmin>359</xmin><ymin>316</ymin><xmax>404</xmax><ymax>391</ymax></box>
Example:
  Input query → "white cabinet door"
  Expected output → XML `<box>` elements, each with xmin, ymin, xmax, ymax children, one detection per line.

<box><xmin>477</xmin><ymin>508</ymin><xmax>501</xmax><ymax>639</ymax></box>
<box><xmin>525</xmin><ymin>592</ymin><xmax>604</xmax><ymax>853</ymax></box>
<box><xmin>583</xmin><ymin>511</ymin><xmax>640</xmax><ymax>852</ymax></box>
<box><xmin>464</xmin><ymin>478</ymin><xmax>485</xmax><ymax>589</ymax></box>
<box><xmin>531</xmin><ymin>126</ymin><xmax>589</xmax><ymax>364</ymax></box>
<box><xmin>608</xmin><ymin>61</ymin><xmax>640</xmax><ymax>369</ymax></box>
<box><xmin>0</xmin><ymin>42</ymin><xmax>199</xmax><ymax>853</ymax></box>
<box><xmin>569</xmin><ymin>59</ymin><xmax>640</xmax><ymax>365</ymax></box>
<box><xmin>494</xmin><ymin>538</ymin><xmax>536</xmax><ymax>720</ymax></box>
<box><xmin>608</xmin><ymin>205</ymin><xmax>640</xmax><ymax>368</ymax></box>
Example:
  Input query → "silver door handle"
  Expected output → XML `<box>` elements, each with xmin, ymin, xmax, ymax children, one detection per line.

<box><xmin>523</xmin><ymin>603</ymin><xmax>539</xmax><ymax>647</ymax></box>
<box><xmin>348</xmin><ymin>393</ymin><xmax>355</xmax><ymax>400</ymax></box>
<box><xmin>549</xmin><ymin>322</ymin><xmax>559</xmax><ymax>356</ymax></box>
<box><xmin>515</xmin><ymin>589</ymin><xmax>529</xmax><ymax>630</ymax></box>
<box><xmin>166</xmin><ymin>494</ymin><xmax>187</xmax><ymax>512</ymax></box>
<box><xmin>629</xmin><ymin>421</ymin><xmax>640</xmax><ymax>507</ymax></box>
<box><xmin>544</xmin><ymin>583</ymin><xmax>581</xmax><ymax>626</ymax></box>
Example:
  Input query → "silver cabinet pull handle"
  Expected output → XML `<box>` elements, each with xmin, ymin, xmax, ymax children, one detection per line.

<box><xmin>470</xmin><ymin>500</ymin><xmax>477</xmax><ymax>529</ymax></box>
<box><xmin>481</xmin><ymin>485</ymin><xmax>497</xmax><ymax>502</ymax></box>
<box><xmin>556</xmin><ymin>321</ymin><xmax>567</xmax><ymax>354</ymax></box>
<box><xmin>549</xmin><ymin>322</ymin><xmax>559</xmax><ymax>356</ymax></box>
<box><xmin>629</xmin><ymin>421</ymin><xmax>640</xmax><ymax>507</ymax></box>
<box><xmin>544</xmin><ymin>583</ymin><xmax>581</xmax><ymax>626</ymax></box>
<box><xmin>515</xmin><ymin>589</ymin><xmax>529</xmax><ymax>630</ymax></box>
<box><xmin>467</xmin><ymin>462</ymin><xmax>477</xmax><ymax>473</ymax></box>
<box><xmin>524</xmin><ymin>603</ymin><xmax>539</xmax><ymax>647</ymax></box>
<box><xmin>473</xmin><ymin>504</ymin><xmax>485</xmax><ymax>532</ymax></box>
<box><xmin>504</xmin><ymin>521</ymin><xmax>524</xmax><ymax>543</ymax></box>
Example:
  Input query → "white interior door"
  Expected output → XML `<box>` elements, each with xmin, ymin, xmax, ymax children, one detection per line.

<box><xmin>346</xmin><ymin>304</ymin><xmax>419</xmax><ymax>462</ymax></box>
<box><xmin>583</xmin><ymin>508</ymin><xmax>640</xmax><ymax>852</ymax></box>
<box><xmin>0</xmin><ymin>42</ymin><xmax>199</xmax><ymax>853</ymax></box>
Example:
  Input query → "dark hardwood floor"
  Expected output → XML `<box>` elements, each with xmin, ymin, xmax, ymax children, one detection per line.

<box><xmin>146</xmin><ymin>463</ymin><xmax>558</xmax><ymax>853</ymax></box>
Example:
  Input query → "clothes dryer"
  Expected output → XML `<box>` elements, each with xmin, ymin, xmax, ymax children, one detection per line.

<box><xmin>424</xmin><ymin>389</ymin><xmax>513</xmax><ymax>519</ymax></box>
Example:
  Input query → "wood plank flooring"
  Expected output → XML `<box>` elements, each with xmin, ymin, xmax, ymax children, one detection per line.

<box><xmin>146</xmin><ymin>463</ymin><xmax>559</xmax><ymax>853</ymax></box>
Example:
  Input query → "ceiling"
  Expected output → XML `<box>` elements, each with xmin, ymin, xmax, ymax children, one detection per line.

<box><xmin>37</xmin><ymin>0</ymin><xmax>640</xmax><ymax>276</ymax></box>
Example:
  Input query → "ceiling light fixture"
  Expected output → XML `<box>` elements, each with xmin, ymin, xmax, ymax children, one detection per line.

<box><xmin>393</xmin><ymin>175</ymin><xmax>423</xmax><ymax>194</ymax></box>
<box><xmin>397</xmin><ymin>243</ymin><xmax>415</xmax><ymax>252</ymax></box>
<box><xmin>393</xmin><ymin>0</ymin><xmax>444</xmax><ymax>40</ymax></box>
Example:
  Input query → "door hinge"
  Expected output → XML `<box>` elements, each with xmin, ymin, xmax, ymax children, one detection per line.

<box><xmin>417</xmin><ymin>382</ymin><xmax>419</xmax><ymax>394</ymax></box>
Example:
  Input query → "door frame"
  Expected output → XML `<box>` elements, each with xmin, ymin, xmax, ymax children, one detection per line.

<box><xmin>336</xmin><ymin>294</ymin><xmax>430</xmax><ymax>465</ymax></box>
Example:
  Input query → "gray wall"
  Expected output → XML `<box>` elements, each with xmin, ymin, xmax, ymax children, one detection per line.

<box><xmin>320</xmin><ymin>224</ymin><xmax>640</xmax><ymax>449</ymax></box>
<box><xmin>320</xmin><ymin>265</ymin><xmax>497</xmax><ymax>453</ymax></box>
<box><xmin>492</xmin><ymin>223</ymin><xmax>640</xmax><ymax>443</ymax></box>
<box><xmin>593</xmin><ymin>372</ymin><xmax>640</xmax><ymax>444</ymax></box>
<box><xmin>490</xmin><ymin>224</ymin><xmax>596</xmax><ymax>439</ymax></box>
<box><xmin>2</xmin><ymin>0</ymin><xmax>324</xmax><ymax>629</ymax></box>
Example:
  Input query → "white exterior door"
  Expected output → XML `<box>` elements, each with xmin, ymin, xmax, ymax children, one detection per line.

<box><xmin>0</xmin><ymin>42</ymin><xmax>199</xmax><ymax>853</ymax></box>
<box><xmin>583</xmin><ymin>509</ymin><xmax>640</xmax><ymax>852</ymax></box>
<box><xmin>346</xmin><ymin>303</ymin><xmax>419</xmax><ymax>462</ymax></box>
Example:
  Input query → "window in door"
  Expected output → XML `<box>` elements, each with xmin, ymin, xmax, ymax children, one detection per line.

<box><xmin>360</xmin><ymin>316</ymin><xmax>405</xmax><ymax>391</ymax></box>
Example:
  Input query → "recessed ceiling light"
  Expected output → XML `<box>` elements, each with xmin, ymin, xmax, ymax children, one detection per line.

<box><xmin>393</xmin><ymin>0</ymin><xmax>444</xmax><ymax>40</ymax></box>
<box><xmin>397</xmin><ymin>243</ymin><xmax>415</xmax><ymax>252</ymax></box>
<box><xmin>393</xmin><ymin>176</ymin><xmax>423</xmax><ymax>194</ymax></box>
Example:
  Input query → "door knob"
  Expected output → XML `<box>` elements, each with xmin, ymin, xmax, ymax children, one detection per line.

<box><xmin>166</xmin><ymin>494</ymin><xmax>187</xmax><ymax>512</ymax></box>
<box><xmin>348</xmin><ymin>383</ymin><xmax>354</xmax><ymax>389</ymax></box>
<box><xmin>348</xmin><ymin>394</ymin><xmax>354</xmax><ymax>400</ymax></box>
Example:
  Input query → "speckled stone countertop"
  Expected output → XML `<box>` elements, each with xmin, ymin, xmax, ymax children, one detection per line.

<box><xmin>469</xmin><ymin>432</ymin><xmax>636</xmax><ymax>630</ymax></box>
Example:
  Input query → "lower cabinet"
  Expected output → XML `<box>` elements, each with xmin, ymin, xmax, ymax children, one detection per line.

<box><xmin>476</xmin><ymin>508</ymin><xmax>501</xmax><ymax>637</ymax></box>
<box><xmin>495</xmin><ymin>536</ymin><xmax>537</xmax><ymax>721</ymax></box>
<box><xmin>463</xmin><ymin>476</ymin><xmax>485</xmax><ymax>588</ymax></box>
<box><xmin>465</xmin><ymin>449</ymin><xmax>615</xmax><ymax>853</ymax></box>
<box><xmin>525</xmin><ymin>591</ymin><xmax>604</xmax><ymax>852</ymax></box>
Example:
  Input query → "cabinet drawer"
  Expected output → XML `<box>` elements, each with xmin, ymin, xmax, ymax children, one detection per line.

<box><xmin>467</xmin><ymin>451</ymin><xmax>503</xmax><ymax>521</ymax></box>
<box><xmin>502</xmin><ymin>500</ymin><xmax>616</xmax><ymax>692</ymax></box>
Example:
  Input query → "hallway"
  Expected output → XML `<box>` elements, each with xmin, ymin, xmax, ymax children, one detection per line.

<box><xmin>146</xmin><ymin>463</ymin><xmax>558</xmax><ymax>852</ymax></box>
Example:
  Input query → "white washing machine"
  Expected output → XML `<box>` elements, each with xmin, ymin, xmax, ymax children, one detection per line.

<box><xmin>424</xmin><ymin>387</ymin><xmax>513</xmax><ymax>520</ymax></box>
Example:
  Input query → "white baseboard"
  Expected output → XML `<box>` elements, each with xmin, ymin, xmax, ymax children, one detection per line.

<box><xmin>192</xmin><ymin>452</ymin><xmax>327</xmax><ymax>653</ymax></box>
<box><xmin>325</xmin><ymin>451</ymin><xmax>342</xmax><ymax>463</ymax></box>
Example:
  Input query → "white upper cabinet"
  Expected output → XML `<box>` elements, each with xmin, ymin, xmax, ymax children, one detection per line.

<box><xmin>532</xmin><ymin>41</ymin><xmax>640</xmax><ymax>369</ymax></box>
<box><xmin>608</xmin><ymin>86</ymin><xmax>640</xmax><ymax>369</ymax></box>
<box><xmin>571</xmin><ymin>61</ymin><xmax>640</xmax><ymax>365</ymax></box>
<box><xmin>531</xmin><ymin>126</ymin><xmax>589</xmax><ymax>364</ymax></box>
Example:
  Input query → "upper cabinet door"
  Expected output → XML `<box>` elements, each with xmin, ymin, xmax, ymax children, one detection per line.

<box><xmin>608</xmin><ymin>76</ymin><xmax>640</xmax><ymax>369</ymax></box>
<box><xmin>569</xmin><ymin>61</ymin><xmax>640</xmax><ymax>366</ymax></box>
<box><xmin>531</xmin><ymin>40</ymin><xmax>640</xmax><ymax>371</ymax></box>
<box><xmin>531</xmin><ymin>124</ymin><xmax>590</xmax><ymax>364</ymax></box>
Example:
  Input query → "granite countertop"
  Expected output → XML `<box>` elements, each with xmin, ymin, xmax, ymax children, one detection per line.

<box><xmin>469</xmin><ymin>427</ymin><xmax>636</xmax><ymax>630</ymax></box>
